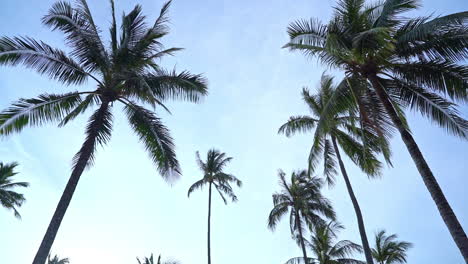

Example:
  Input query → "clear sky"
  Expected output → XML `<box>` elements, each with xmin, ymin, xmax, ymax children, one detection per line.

<box><xmin>1</xmin><ymin>0</ymin><xmax>467</xmax><ymax>263</ymax></box>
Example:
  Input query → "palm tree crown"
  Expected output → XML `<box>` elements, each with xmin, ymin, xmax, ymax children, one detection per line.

<box><xmin>279</xmin><ymin>73</ymin><xmax>389</xmax><ymax>184</ymax></box>
<box><xmin>268</xmin><ymin>170</ymin><xmax>335</xmax><ymax>264</ymax></box>
<box><xmin>372</xmin><ymin>230</ymin><xmax>412</xmax><ymax>264</ymax></box>
<box><xmin>0</xmin><ymin>0</ymin><xmax>208</xmax><ymax>179</ymax></box>
<box><xmin>47</xmin><ymin>254</ymin><xmax>69</xmax><ymax>264</ymax></box>
<box><xmin>268</xmin><ymin>170</ymin><xmax>335</xmax><ymax>232</ymax></box>
<box><xmin>286</xmin><ymin>222</ymin><xmax>364</xmax><ymax>264</ymax></box>
<box><xmin>188</xmin><ymin>149</ymin><xmax>242</xmax><ymax>203</ymax></box>
<box><xmin>0</xmin><ymin>162</ymin><xmax>29</xmax><ymax>219</ymax></box>
<box><xmin>137</xmin><ymin>254</ymin><xmax>178</xmax><ymax>264</ymax></box>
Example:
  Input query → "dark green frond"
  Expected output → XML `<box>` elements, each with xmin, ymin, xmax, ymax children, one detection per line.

<box><xmin>0</xmin><ymin>36</ymin><xmax>89</xmax><ymax>85</ymax></box>
<box><xmin>71</xmin><ymin>101</ymin><xmax>113</xmax><ymax>171</ymax></box>
<box><xmin>0</xmin><ymin>92</ymin><xmax>85</xmax><ymax>136</ymax></box>
<box><xmin>123</xmin><ymin>101</ymin><xmax>180</xmax><ymax>181</ymax></box>
<box><xmin>386</xmin><ymin>78</ymin><xmax>468</xmax><ymax>138</ymax></box>
<box><xmin>278</xmin><ymin>116</ymin><xmax>317</xmax><ymax>137</ymax></box>
<box><xmin>143</xmin><ymin>69</ymin><xmax>208</xmax><ymax>103</ymax></box>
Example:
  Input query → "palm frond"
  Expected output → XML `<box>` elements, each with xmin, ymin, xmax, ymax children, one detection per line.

<box><xmin>71</xmin><ymin>101</ymin><xmax>113</xmax><ymax>171</ymax></box>
<box><xmin>0</xmin><ymin>36</ymin><xmax>90</xmax><ymax>85</ymax></box>
<box><xmin>123</xmin><ymin>101</ymin><xmax>180</xmax><ymax>181</ymax></box>
<box><xmin>0</xmin><ymin>92</ymin><xmax>86</xmax><ymax>136</ymax></box>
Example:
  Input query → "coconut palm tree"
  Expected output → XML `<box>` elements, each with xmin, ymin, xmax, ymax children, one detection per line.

<box><xmin>286</xmin><ymin>222</ymin><xmax>364</xmax><ymax>264</ymax></box>
<box><xmin>0</xmin><ymin>162</ymin><xmax>29</xmax><ymax>219</ymax></box>
<box><xmin>279</xmin><ymin>74</ymin><xmax>390</xmax><ymax>264</ymax></box>
<box><xmin>284</xmin><ymin>0</ymin><xmax>468</xmax><ymax>259</ymax></box>
<box><xmin>137</xmin><ymin>254</ymin><xmax>178</xmax><ymax>264</ymax></box>
<box><xmin>187</xmin><ymin>149</ymin><xmax>242</xmax><ymax>264</ymax></box>
<box><xmin>371</xmin><ymin>230</ymin><xmax>412</xmax><ymax>264</ymax></box>
<box><xmin>47</xmin><ymin>254</ymin><xmax>69</xmax><ymax>264</ymax></box>
<box><xmin>268</xmin><ymin>170</ymin><xmax>336</xmax><ymax>264</ymax></box>
<box><xmin>0</xmin><ymin>1</ymin><xmax>207</xmax><ymax>263</ymax></box>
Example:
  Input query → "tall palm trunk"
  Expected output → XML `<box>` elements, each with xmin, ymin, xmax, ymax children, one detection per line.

<box><xmin>295</xmin><ymin>211</ymin><xmax>309</xmax><ymax>264</ymax></box>
<box><xmin>32</xmin><ymin>101</ymin><xmax>110</xmax><ymax>264</ymax></box>
<box><xmin>207</xmin><ymin>182</ymin><xmax>212</xmax><ymax>264</ymax></box>
<box><xmin>331</xmin><ymin>135</ymin><xmax>374</xmax><ymax>264</ymax></box>
<box><xmin>369</xmin><ymin>75</ymin><xmax>468</xmax><ymax>261</ymax></box>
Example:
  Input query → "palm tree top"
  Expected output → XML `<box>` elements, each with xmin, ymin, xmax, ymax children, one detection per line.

<box><xmin>372</xmin><ymin>230</ymin><xmax>412</xmax><ymax>264</ymax></box>
<box><xmin>268</xmin><ymin>169</ymin><xmax>336</xmax><ymax>232</ymax></box>
<box><xmin>0</xmin><ymin>0</ymin><xmax>208</xmax><ymax>181</ymax></box>
<box><xmin>0</xmin><ymin>162</ymin><xmax>29</xmax><ymax>219</ymax></box>
<box><xmin>188</xmin><ymin>149</ymin><xmax>242</xmax><ymax>204</ymax></box>
<box><xmin>278</xmin><ymin>74</ymin><xmax>391</xmax><ymax>184</ymax></box>
<box><xmin>286</xmin><ymin>221</ymin><xmax>365</xmax><ymax>264</ymax></box>
<box><xmin>47</xmin><ymin>254</ymin><xmax>69</xmax><ymax>264</ymax></box>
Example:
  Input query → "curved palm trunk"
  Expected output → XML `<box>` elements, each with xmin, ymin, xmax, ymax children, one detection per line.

<box><xmin>369</xmin><ymin>75</ymin><xmax>468</xmax><ymax>261</ymax></box>
<box><xmin>331</xmin><ymin>136</ymin><xmax>374</xmax><ymax>264</ymax></box>
<box><xmin>295</xmin><ymin>211</ymin><xmax>309</xmax><ymax>264</ymax></box>
<box><xmin>207</xmin><ymin>182</ymin><xmax>212</xmax><ymax>264</ymax></box>
<box><xmin>32</xmin><ymin>101</ymin><xmax>110</xmax><ymax>264</ymax></box>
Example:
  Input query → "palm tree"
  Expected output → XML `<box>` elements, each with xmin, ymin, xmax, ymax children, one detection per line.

<box><xmin>371</xmin><ymin>230</ymin><xmax>412</xmax><ymax>264</ymax></box>
<box><xmin>0</xmin><ymin>162</ymin><xmax>29</xmax><ymax>219</ymax></box>
<box><xmin>0</xmin><ymin>1</ymin><xmax>207</xmax><ymax>263</ymax></box>
<box><xmin>286</xmin><ymin>222</ymin><xmax>364</xmax><ymax>264</ymax></box>
<box><xmin>284</xmin><ymin>0</ymin><xmax>468</xmax><ymax>259</ymax></box>
<box><xmin>187</xmin><ymin>149</ymin><xmax>242</xmax><ymax>264</ymax></box>
<box><xmin>47</xmin><ymin>254</ymin><xmax>69</xmax><ymax>264</ymax></box>
<box><xmin>268</xmin><ymin>170</ymin><xmax>336</xmax><ymax>264</ymax></box>
<box><xmin>279</xmin><ymin>74</ymin><xmax>390</xmax><ymax>264</ymax></box>
<box><xmin>137</xmin><ymin>254</ymin><xmax>178</xmax><ymax>264</ymax></box>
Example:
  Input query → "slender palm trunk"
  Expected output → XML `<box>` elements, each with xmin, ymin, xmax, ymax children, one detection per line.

<box><xmin>369</xmin><ymin>75</ymin><xmax>468</xmax><ymax>261</ymax></box>
<box><xmin>207</xmin><ymin>182</ymin><xmax>212</xmax><ymax>264</ymax></box>
<box><xmin>331</xmin><ymin>135</ymin><xmax>374</xmax><ymax>264</ymax></box>
<box><xmin>32</xmin><ymin>101</ymin><xmax>110</xmax><ymax>264</ymax></box>
<box><xmin>295</xmin><ymin>211</ymin><xmax>309</xmax><ymax>264</ymax></box>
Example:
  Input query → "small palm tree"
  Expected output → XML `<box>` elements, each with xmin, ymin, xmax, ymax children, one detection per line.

<box><xmin>187</xmin><ymin>149</ymin><xmax>242</xmax><ymax>264</ymax></box>
<box><xmin>137</xmin><ymin>254</ymin><xmax>178</xmax><ymax>264</ymax></box>
<box><xmin>284</xmin><ymin>0</ymin><xmax>468</xmax><ymax>259</ymax></box>
<box><xmin>268</xmin><ymin>170</ymin><xmax>336</xmax><ymax>264</ymax></box>
<box><xmin>372</xmin><ymin>230</ymin><xmax>412</xmax><ymax>264</ymax></box>
<box><xmin>47</xmin><ymin>254</ymin><xmax>69</xmax><ymax>264</ymax></box>
<box><xmin>279</xmin><ymin>74</ymin><xmax>390</xmax><ymax>264</ymax></box>
<box><xmin>0</xmin><ymin>162</ymin><xmax>29</xmax><ymax>219</ymax></box>
<box><xmin>286</xmin><ymin>222</ymin><xmax>364</xmax><ymax>264</ymax></box>
<box><xmin>0</xmin><ymin>1</ymin><xmax>207</xmax><ymax>263</ymax></box>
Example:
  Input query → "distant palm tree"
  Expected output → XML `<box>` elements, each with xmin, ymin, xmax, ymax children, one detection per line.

<box><xmin>372</xmin><ymin>230</ymin><xmax>412</xmax><ymax>264</ymax></box>
<box><xmin>283</xmin><ymin>0</ymin><xmax>468</xmax><ymax>258</ymax></box>
<box><xmin>286</xmin><ymin>222</ymin><xmax>364</xmax><ymax>264</ymax></box>
<box><xmin>268</xmin><ymin>170</ymin><xmax>335</xmax><ymax>264</ymax></box>
<box><xmin>187</xmin><ymin>149</ymin><xmax>242</xmax><ymax>264</ymax></box>
<box><xmin>47</xmin><ymin>254</ymin><xmax>69</xmax><ymax>264</ymax></box>
<box><xmin>137</xmin><ymin>254</ymin><xmax>178</xmax><ymax>264</ymax></box>
<box><xmin>0</xmin><ymin>162</ymin><xmax>29</xmax><ymax>219</ymax></box>
<box><xmin>279</xmin><ymin>74</ymin><xmax>390</xmax><ymax>264</ymax></box>
<box><xmin>0</xmin><ymin>1</ymin><xmax>207</xmax><ymax>263</ymax></box>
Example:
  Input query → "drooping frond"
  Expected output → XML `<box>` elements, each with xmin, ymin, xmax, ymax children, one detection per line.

<box><xmin>123</xmin><ymin>101</ymin><xmax>180</xmax><ymax>181</ymax></box>
<box><xmin>278</xmin><ymin>116</ymin><xmax>318</xmax><ymax>137</ymax></box>
<box><xmin>0</xmin><ymin>92</ymin><xmax>86</xmax><ymax>136</ymax></box>
<box><xmin>71</xmin><ymin>101</ymin><xmax>113</xmax><ymax>171</ymax></box>
<box><xmin>187</xmin><ymin>178</ymin><xmax>206</xmax><ymax>197</ymax></box>
<box><xmin>0</xmin><ymin>36</ymin><xmax>89</xmax><ymax>85</ymax></box>
<box><xmin>142</xmin><ymin>69</ymin><xmax>208</xmax><ymax>103</ymax></box>
<box><xmin>385</xmin><ymin>78</ymin><xmax>468</xmax><ymax>139</ymax></box>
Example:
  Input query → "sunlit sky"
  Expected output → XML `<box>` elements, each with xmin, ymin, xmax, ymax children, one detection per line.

<box><xmin>1</xmin><ymin>0</ymin><xmax>467</xmax><ymax>263</ymax></box>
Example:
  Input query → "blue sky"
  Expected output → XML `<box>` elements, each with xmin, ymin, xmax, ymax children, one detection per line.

<box><xmin>1</xmin><ymin>0</ymin><xmax>467</xmax><ymax>263</ymax></box>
